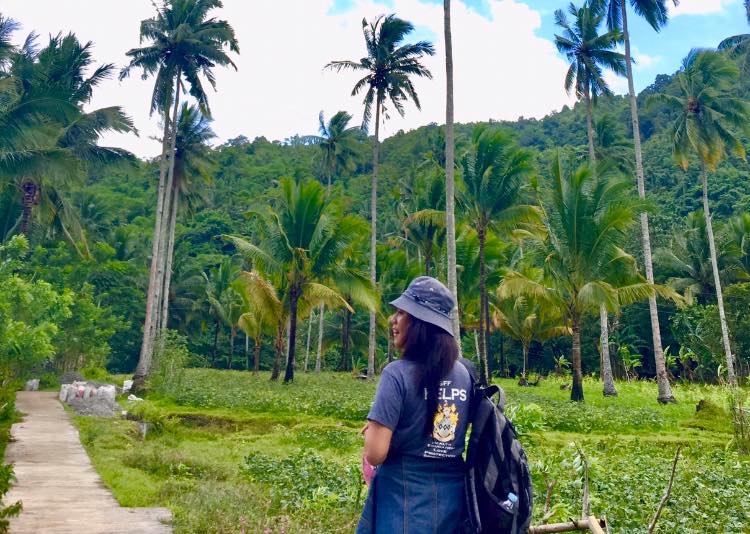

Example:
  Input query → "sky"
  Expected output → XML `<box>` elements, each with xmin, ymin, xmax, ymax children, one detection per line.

<box><xmin>2</xmin><ymin>0</ymin><xmax>748</xmax><ymax>158</ymax></box>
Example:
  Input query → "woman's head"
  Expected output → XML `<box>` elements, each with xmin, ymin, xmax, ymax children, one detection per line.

<box><xmin>389</xmin><ymin>277</ymin><xmax>460</xmax><ymax>435</ymax></box>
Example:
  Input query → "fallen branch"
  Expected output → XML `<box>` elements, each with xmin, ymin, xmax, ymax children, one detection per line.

<box><xmin>528</xmin><ymin>517</ymin><xmax>608</xmax><ymax>533</ymax></box>
<box><xmin>647</xmin><ymin>445</ymin><xmax>682</xmax><ymax>534</ymax></box>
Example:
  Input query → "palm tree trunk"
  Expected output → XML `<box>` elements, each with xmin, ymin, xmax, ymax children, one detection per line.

<box><xmin>153</xmin><ymin>75</ymin><xmax>182</xmax><ymax>359</ymax></box>
<box><xmin>478</xmin><ymin>224</ymin><xmax>490</xmax><ymax>385</ymax></box>
<box><xmin>315</xmin><ymin>303</ymin><xmax>325</xmax><ymax>373</ymax></box>
<box><xmin>522</xmin><ymin>342</ymin><xmax>529</xmax><ymax>378</ymax></box>
<box><xmin>444</xmin><ymin>0</ymin><xmax>462</xmax><ymax>351</ymax></box>
<box><xmin>340</xmin><ymin>309</ymin><xmax>351</xmax><ymax>371</ymax></box>
<box><xmin>304</xmin><ymin>310</ymin><xmax>314</xmax><ymax>373</ymax></box>
<box><xmin>228</xmin><ymin>327</ymin><xmax>235</xmax><ymax>370</ymax></box>
<box><xmin>621</xmin><ymin>3</ymin><xmax>675</xmax><ymax>404</ymax></box>
<box><xmin>271</xmin><ymin>320</ymin><xmax>283</xmax><ymax>381</ymax></box>
<box><xmin>367</xmin><ymin>101</ymin><xmax>381</xmax><ymax>380</ymax></box>
<box><xmin>600</xmin><ymin>304</ymin><xmax>617</xmax><ymax>396</ymax></box>
<box><xmin>585</xmin><ymin>85</ymin><xmax>596</xmax><ymax>165</ymax></box>
<box><xmin>284</xmin><ymin>287</ymin><xmax>300</xmax><ymax>383</ymax></box>
<box><xmin>571</xmin><ymin>314</ymin><xmax>584</xmax><ymax>402</ymax></box>
<box><xmin>212</xmin><ymin>319</ymin><xmax>219</xmax><ymax>367</ymax></box>
<box><xmin>700</xmin><ymin>161</ymin><xmax>737</xmax><ymax>385</ymax></box>
<box><xmin>254</xmin><ymin>335</ymin><xmax>261</xmax><ymax>374</ymax></box>
<box><xmin>20</xmin><ymin>181</ymin><xmax>37</xmax><ymax>236</ymax></box>
<box><xmin>156</xmin><ymin>183</ymin><xmax>179</xmax><ymax>357</ymax></box>
<box><xmin>133</xmin><ymin>70</ymin><xmax>181</xmax><ymax>392</ymax></box>
<box><xmin>245</xmin><ymin>332</ymin><xmax>250</xmax><ymax>370</ymax></box>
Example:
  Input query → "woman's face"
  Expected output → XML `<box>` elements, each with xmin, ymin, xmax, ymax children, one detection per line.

<box><xmin>390</xmin><ymin>309</ymin><xmax>411</xmax><ymax>350</ymax></box>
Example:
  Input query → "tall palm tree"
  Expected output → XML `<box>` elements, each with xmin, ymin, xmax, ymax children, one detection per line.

<box><xmin>594</xmin><ymin>0</ymin><xmax>678</xmax><ymax>403</ymax></box>
<box><xmin>157</xmin><ymin>103</ymin><xmax>215</xmax><ymax>354</ymax></box>
<box><xmin>444</xmin><ymin>0</ymin><xmax>461</xmax><ymax>346</ymax></box>
<box><xmin>403</xmin><ymin>170</ymin><xmax>445</xmax><ymax>276</ymax></box>
<box><xmin>555</xmin><ymin>1</ymin><xmax>626</xmax><ymax>164</ymax></box>
<box><xmin>326</xmin><ymin>14</ymin><xmax>434</xmax><ymax>379</ymax></box>
<box><xmin>202</xmin><ymin>257</ymin><xmax>241</xmax><ymax>367</ymax></box>
<box><xmin>120</xmin><ymin>0</ymin><xmax>238</xmax><ymax>391</ymax></box>
<box><xmin>500</xmin><ymin>155</ymin><xmax>665</xmax><ymax>401</ymax></box>
<box><xmin>226</xmin><ymin>178</ymin><xmax>376</xmax><ymax>383</ymax></box>
<box><xmin>459</xmin><ymin>126</ymin><xmax>539</xmax><ymax>385</ymax></box>
<box><xmin>648</xmin><ymin>50</ymin><xmax>750</xmax><ymax>385</ymax></box>
<box><xmin>555</xmin><ymin>3</ymin><xmax>626</xmax><ymax>398</ymax></box>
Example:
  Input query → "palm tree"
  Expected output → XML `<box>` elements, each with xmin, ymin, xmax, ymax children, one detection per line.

<box><xmin>120</xmin><ymin>0</ymin><xmax>238</xmax><ymax>391</ymax></box>
<box><xmin>718</xmin><ymin>1</ymin><xmax>750</xmax><ymax>72</ymax></box>
<box><xmin>554</xmin><ymin>1</ymin><xmax>626</xmax><ymax>164</ymax></box>
<box><xmin>305</xmin><ymin>110</ymin><xmax>361</xmax><ymax>191</ymax></box>
<box><xmin>729</xmin><ymin>213</ymin><xmax>750</xmax><ymax>279</ymax></box>
<box><xmin>403</xmin><ymin>171</ymin><xmax>445</xmax><ymax>276</ymax></box>
<box><xmin>326</xmin><ymin>14</ymin><xmax>434</xmax><ymax>379</ymax></box>
<box><xmin>202</xmin><ymin>257</ymin><xmax>241</xmax><ymax>367</ymax></box>
<box><xmin>493</xmin><ymin>265</ymin><xmax>569</xmax><ymax>382</ymax></box>
<box><xmin>157</xmin><ymin>103</ymin><xmax>215</xmax><ymax>354</ymax></box>
<box><xmin>656</xmin><ymin>211</ymin><xmax>736</xmax><ymax>305</ymax></box>
<box><xmin>226</xmin><ymin>178</ymin><xmax>376</xmax><ymax>383</ymax></box>
<box><xmin>444</xmin><ymin>0</ymin><xmax>461</xmax><ymax>346</ymax></box>
<box><xmin>236</xmin><ymin>270</ymin><xmax>282</xmax><ymax>373</ymax></box>
<box><xmin>0</xmin><ymin>34</ymin><xmax>135</xmax><ymax>252</ymax></box>
<box><xmin>648</xmin><ymin>50</ymin><xmax>750</xmax><ymax>386</ymax></box>
<box><xmin>500</xmin><ymin>156</ymin><xmax>665</xmax><ymax>401</ymax></box>
<box><xmin>459</xmin><ymin>126</ymin><xmax>539</xmax><ymax>385</ymax></box>
<box><xmin>594</xmin><ymin>0</ymin><xmax>678</xmax><ymax>403</ymax></box>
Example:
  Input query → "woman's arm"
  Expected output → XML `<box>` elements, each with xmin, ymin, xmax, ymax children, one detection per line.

<box><xmin>363</xmin><ymin>420</ymin><xmax>393</xmax><ymax>466</ymax></box>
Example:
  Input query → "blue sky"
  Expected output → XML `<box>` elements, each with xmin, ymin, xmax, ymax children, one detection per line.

<box><xmin>334</xmin><ymin>0</ymin><xmax>750</xmax><ymax>93</ymax></box>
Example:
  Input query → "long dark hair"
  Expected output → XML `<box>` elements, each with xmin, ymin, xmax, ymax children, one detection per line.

<box><xmin>402</xmin><ymin>315</ymin><xmax>459</xmax><ymax>436</ymax></box>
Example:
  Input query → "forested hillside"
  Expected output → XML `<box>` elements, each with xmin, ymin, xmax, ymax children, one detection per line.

<box><xmin>3</xmin><ymin>40</ymin><xmax>749</xmax><ymax>385</ymax></box>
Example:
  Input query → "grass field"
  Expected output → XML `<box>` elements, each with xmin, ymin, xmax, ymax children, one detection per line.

<box><xmin>73</xmin><ymin>370</ymin><xmax>750</xmax><ymax>533</ymax></box>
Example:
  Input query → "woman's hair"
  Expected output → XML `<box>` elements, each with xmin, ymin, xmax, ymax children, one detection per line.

<box><xmin>401</xmin><ymin>315</ymin><xmax>459</xmax><ymax>436</ymax></box>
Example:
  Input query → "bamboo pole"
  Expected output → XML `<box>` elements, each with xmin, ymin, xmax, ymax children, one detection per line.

<box><xmin>528</xmin><ymin>517</ymin><xmax>608</xmax><ymax>534</ymax></box>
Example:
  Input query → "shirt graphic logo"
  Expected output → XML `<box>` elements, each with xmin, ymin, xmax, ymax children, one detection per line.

<box><xmin>432</xmin><ymin>401</ymin><xmax>458</xmax><ymax>442</ymax></box>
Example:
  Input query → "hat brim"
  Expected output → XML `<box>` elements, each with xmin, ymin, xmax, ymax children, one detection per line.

<box><xmin>389</xmin><ymin>294</ymin><xmax>455</xmax><ymax>338</ymax></box>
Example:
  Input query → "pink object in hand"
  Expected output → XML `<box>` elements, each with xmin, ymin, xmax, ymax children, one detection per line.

<box><xmin>362</xmin><ymin>455</ymin><xmax>376</xmax><ymax>486</ymax></box>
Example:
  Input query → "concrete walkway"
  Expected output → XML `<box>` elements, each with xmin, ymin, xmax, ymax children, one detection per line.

<box><xmin>4</xmin><ymin>391</ymin><xmax>172</xmax><ymax>533</ymax></box>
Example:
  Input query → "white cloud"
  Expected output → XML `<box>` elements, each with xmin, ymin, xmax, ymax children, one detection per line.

<box><xmin>603</xmin><ymin>70</ymin><xmax>628</xmax><ymax>95</ymax></box>
<box><xmin>632</xmin><ymin>47</ymin><xmax>661</xmax><ymax>70</ymax></box>
<box><xmin>669</xmin><ymin>0</ymin><xmax>739</xmax><ymax>17</ymax></box>
<box><xmin>3</xmin><ymin>0</ymin><xmax>575</xmax><ymax>158</ymax></box>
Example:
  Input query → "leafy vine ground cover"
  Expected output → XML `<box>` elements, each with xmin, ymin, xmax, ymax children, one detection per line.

<box><xmin>74</xmin><ymin>370</ymin><xmax>750</xmax><ymax>533</ymax></box>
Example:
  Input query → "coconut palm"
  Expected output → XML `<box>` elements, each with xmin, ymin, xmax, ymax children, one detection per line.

<box><xmin>554</xmin><ymin>1</ymin><xmax>626</xmax><ymax>164</ymax></box>
<box><xmin>493</xmin><ymin>266</ymin><xmax>569</xmax><ymax>382</ymax></box>
<box><xmin>305</xmin><ymin>110</ymin><xmax>361</xmax><ymax>191</ymax></box>
<box><xmin>648</xmin><ymin>50</ymin><xmax>750</xmax><ymax>386</ymax></box>
<box><xmin>226</xmin><ymin>178</ymin><xmax>376</xmax><ymax>383</ymax></box>
<box><xmin>403</xmin><ymin>170</ymin><xmax>445</xmax><ymax>276</ymax></box>
<box><xmin>656</xmin><ymin>211</ymin><xmax>736</xmax><ymax>305</ymax></box>
<box><xmin>459</xmin><ymin>126</ymin><xmax>539</xmax><ymax>385</ymax></box>
<box><xmin>202</xmin><ymin>257</ymin><xmax>241</xmax><ymax>367</ymax></box>
<box><xmin>157</xmin><ymin>103</ymin><xmax>216</xmax><ymax>354</ymax></box>
<box><xmin>1</xmin><ymin>34</ymin><xmax>134</xmax><ymax>250</ymax></box>
<box><xmin>236</xmin><ymin>270</ymin><xmax>282</xmax><ymax>373</ymax></box>
<box><xmin>326</xmin><ymin>14</ymin><xmax>434</xmax><ymax>379</ymax></box>
<box><xmin>120</xmin><ymin>0</ymin><xmax>238</xmax><ymax>391</ymax></box>
<box><xmin>594</xmin><ymin>0</ymin><xmax>679</xmax><ymax>403</ymax></box>
<box><xmin>729</xmin><ymin>213</ymin><xmax>750</xmax><ymax>279</ymax></box>
<box><xmin>444</xmin><ymin>0</ymin><xmax>461</xmax><ymax>346</ymax></box>
<box><xmin>718</xmin><ymin>1</ymin><xmax>750</xmax><ymax>72</ymax></box>
<box><xmin>499</xmin><ymin>155</ymin><xmax>666</xmax><ymax>402</ymax></box>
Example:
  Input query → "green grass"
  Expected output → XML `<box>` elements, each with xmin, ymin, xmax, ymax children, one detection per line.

<box><xmin>73</xmin><ymin>370</ymin><xmax>750</xmax><ymax>533</ymax></box>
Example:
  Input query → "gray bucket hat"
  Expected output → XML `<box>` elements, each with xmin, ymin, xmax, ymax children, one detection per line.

<box><xmin>389</xmin><ymin>276</ymin><xmax>456</xmax><ymax>337</ymax></box>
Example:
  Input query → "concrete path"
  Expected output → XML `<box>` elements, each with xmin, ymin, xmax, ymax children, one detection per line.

<box><xmin>4</xmin><ymin>391</ymin><xmax>172</xmax><ymax>533</ymax></box>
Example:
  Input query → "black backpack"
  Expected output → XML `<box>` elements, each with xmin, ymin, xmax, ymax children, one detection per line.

<box><xmin>463</xmin><ymin>381</ymin><xmax>534</xmax><ymax>534</ymax></box>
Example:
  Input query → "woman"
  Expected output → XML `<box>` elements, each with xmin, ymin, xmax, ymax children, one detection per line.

<box><xmin>357</xmin><ymin>276</ymin><xmax>473</xmax><ymax>533</ymax></box>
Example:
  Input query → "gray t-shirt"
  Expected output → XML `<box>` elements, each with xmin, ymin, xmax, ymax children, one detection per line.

<box><xmin>367</xmin><ymin>359</ymin><xmax>472</xmax><ymax>459</ymax></box>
